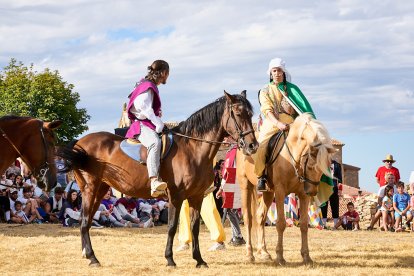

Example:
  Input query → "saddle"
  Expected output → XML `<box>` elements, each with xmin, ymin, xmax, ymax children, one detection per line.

<box><xmin>119</xmin><ymin>132</ymin><xmax>174</xmax><ymax>164</ymax></box>
<box><xmin>266</xmin><ymin>131</ymin><xmax>286</xmax><ymax>166</ymax></box>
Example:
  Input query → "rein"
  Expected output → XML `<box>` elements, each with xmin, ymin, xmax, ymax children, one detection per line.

<box><xmin>277</xmin><ymin>131</ymin><xmax>320</xmax><ymax>186</ymax></box>
<box><xmin>0</xmin><ymin>120</ymin><xmax>50</xmax><ymax>183</ymax></box>
<box><xmin>171</xmin><ymin>102</ymin><xmax>253</xmax><ymax>149</ymax></box>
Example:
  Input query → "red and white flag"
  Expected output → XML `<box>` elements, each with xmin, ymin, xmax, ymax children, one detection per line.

<box><xmin>222</xmin><ymin>167</ymin><xmax>241</xmax><ymax>209</ymax></box>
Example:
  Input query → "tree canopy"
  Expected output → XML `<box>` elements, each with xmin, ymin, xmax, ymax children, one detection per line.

<box><xmin>0</xmin><ymin>59</ymin><xmax>90</xmax><ymax>143</ymax></box>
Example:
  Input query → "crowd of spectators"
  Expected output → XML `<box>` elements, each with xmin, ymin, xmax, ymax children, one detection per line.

<box><xmin>0</xmin><ymin>158</ymin><xmax>169</xmax><ymax>229</ymax></box>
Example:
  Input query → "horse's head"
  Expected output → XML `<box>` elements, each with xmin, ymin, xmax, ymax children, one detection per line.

<box><xmin>287</xmin><ymin>114</ymin><xmax>336</xmax><ymax>196</ymax></box>
<box><xmin>25</xmin><ymin>119</ymin><xmax>63</xmax><ymax>192</ymax></box>
<box><xmin>223</xmin><ymin>90</ymin><xmax>258</xmax><ymax>155</ymax></box>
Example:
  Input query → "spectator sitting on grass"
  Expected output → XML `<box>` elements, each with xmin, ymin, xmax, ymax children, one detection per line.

<box><xmin>137</xmin><ymin>198</ymin><xmax>160</xmax><ymax>226</ymax></box>
<box><xmin>393</xmin><ymin>182</ymin><xmax>412</xmax><ymax>232</ymax></box>
<box><xmin>17</xmin><ymin>186</ymin><xmax>44</xmax><ymax>223</ymax></box>
<box><xmin>11</xmin><ymin>201</ymin><xmax>31</xmax><ymax>224</ymax></box>
<box><xmin>115</xmin><ymin>195</ymin><xmax>150</xmax><ymax>226</ymax></box>
<box><xmin>44</xmin><ymin>187</ymin><xmax>65</xmax><ymax>223</ymax></box>
<box><xmin>333</xmin><ymin>202</ymin><xmax>360</xmax><ymax>230</ymax></box>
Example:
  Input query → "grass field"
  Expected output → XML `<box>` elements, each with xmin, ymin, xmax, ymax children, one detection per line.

<box><xmin>0</xmin><ymin>223</ymin><xmax>413</xmax><ymax>275</ymax></box>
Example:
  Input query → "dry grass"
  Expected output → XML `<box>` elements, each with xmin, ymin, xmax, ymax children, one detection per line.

<box><xmin>0</xmin><ymin>223</ymin><xmax>413</xmax><ymax>275</ymax></box>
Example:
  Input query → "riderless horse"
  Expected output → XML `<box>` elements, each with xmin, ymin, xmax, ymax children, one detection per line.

<box><xmin>0</xmin><ymin>115</ymin><xmax>61</xmax><ymax>191</ymax></box>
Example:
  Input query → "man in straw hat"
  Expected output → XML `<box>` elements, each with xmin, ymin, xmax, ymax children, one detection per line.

<box><xmin>375</xmin><ymin>154</ymin><xmax>400</xmax><ymax>187</ymax></box>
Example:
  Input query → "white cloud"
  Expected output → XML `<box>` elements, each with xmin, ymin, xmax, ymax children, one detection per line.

<box><xmin>0</xmin><ymin>0</ymin><xmax>413</xmax><ymax>136</ymax></box>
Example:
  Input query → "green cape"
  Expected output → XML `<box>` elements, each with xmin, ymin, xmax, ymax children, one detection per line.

<box><xmin>275</xmin><ymin>81</ymin><xmax>333</xmax><ymax>206</ymax></box>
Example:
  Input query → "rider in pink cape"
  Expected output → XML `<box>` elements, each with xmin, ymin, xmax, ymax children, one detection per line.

<box><xmin>125</xmin><ymin>60</ymin><xmax>170</xmax><ymax>197</ymax></box>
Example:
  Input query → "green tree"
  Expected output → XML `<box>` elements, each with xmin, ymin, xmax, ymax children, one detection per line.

<box><xmin>0</xmin><ymin>59</ymin><xmax>90</xmax><ymax>143</ymax></box>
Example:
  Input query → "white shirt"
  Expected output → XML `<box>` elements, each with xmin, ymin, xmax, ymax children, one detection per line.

<box><xmin>377</xmin><ymin>185</ymin><xmax>398</xmax><ymax>198</ymax></box>
<box><xmin>130</xmin><ymin>89</ymin><xmax>163</xmax><ymax>127</ymax></box>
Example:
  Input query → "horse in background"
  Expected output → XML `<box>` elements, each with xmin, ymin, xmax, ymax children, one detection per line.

<box><xmin>0</xmin><ymin>115</ymin><xmax>62</xmax><ymax>191</ymax></box>
<box><xmin>57</xmin><ymin>91</ymin><xmax>258</xmax><ymax>268</ymax></box>
<box><xmin>237</xmin><ymin>113</ymin><xmax>335</xmax><ymax>265</ymax></box>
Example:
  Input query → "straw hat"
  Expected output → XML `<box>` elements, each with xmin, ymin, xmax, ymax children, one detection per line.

<box><xmin>382</xmin><ymin>154</ymin><xmax>396</xmax><ymax>163</ymax></box>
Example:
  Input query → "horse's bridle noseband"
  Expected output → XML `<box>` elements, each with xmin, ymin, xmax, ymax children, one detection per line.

<box><xmin>0</xmin><ymin>120</ymin><xmax>51</xmax><ymax>184</ymax></box>
<box><xmin>226</xmin><ymin>103</ymin><xmax>254</xmax><ymax>150</ymax></box>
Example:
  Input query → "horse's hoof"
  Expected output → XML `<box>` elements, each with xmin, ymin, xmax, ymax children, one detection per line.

<box><xmin>303</xmin><ymin>258</ymin><xmax>314</xmax><ymax>267</ymax></box>
<box><xmin>166</xmin><ymin>261</ymin><xmax>177</xmax><ymax>267</ymax></box>
<box><xmin>245</xmin><ymin>255</ymin><xmax>255</xmax><ymax>263</ymax></box>
<box><xmin>196</xmin><ymin>262</ymin><xmax>208</xmax><ymax>268</ymax></box>
<box><xmin>276</xmin><ymin>258</ymin><xmax>287</xmax><ymax>266</ymax></box>
<box><xmin>258</xmin><ymin>252</ymin><xmax>272</xmax><ymax>261</ymax></box>
<box><xmin>89</xmin><ymin>261</ymin><xmax>101</xmax><ymax>267</ymax></box>
<box><xmin>82</xmin><ymin>248</ymin><xmax>86</xmax><ymax>258</ymax></box>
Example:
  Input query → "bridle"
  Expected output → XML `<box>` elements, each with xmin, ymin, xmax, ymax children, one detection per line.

<box><xmin>0</xmin><ymin>120</ymin><xmax>51</xmax><ymax>184</ymax></box>
<box><xmin>283</xmin><ymin>132</ymin><xmax>321</xmax><ymax>186</ymax></box>
<box><xmin>171</xmin><ymin>102</ymin><xmax>254</xmax><ymax>149</ymax></box>
<box><xmin>226</xmin><ymin>103</ymin><xmax>255</xmax><ymax>149</ymax></box>
<box><xmin>272</xmin><ymin>132</ymin><xmax>322</xmax><ymax>186</ymax></box>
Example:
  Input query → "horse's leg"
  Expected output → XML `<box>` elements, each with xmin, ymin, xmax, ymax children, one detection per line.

<box><xmin>298</xmin><ymin>195</ymin><xmax>313</xmax><ymax>266</ymax></box>
<box><xmin>188</xmin><ymin>197</ymin><xmax>208</xmax><ymax>268</ymax></box>
<box><xmin>240</xmin><ymin>180</ymin><xmax>255</xmax><ymax>262</ymax></box>
<box><xmin>275</xmin><ymin>193</ymin><xmax>287</xmax><ymax>266</ymax></box>
<box><xmin>165</xmin><ymin>192</ymin><xmax>183</xmax><ymax>267</ymax></box>
<box><xmin>256</xmin><ymin>191</ymin><xmax>274</xmax><ymax>260</ymax></box>
<box><xmin>80</xmin><ymin>177</ymin><xmax>104</xmax><ymax>267</ymax></box>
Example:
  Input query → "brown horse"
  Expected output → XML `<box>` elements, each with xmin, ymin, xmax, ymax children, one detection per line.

<box><xmin>57</xmin><ymin>91</ymin><xmax>258</xmax><ymax>268</ymax></box>
<box><xmin>237</xmin><ymin>113</ymin><xmax>335</xmax><ymax>265</ymax></box>
<box><xmin>0</xmin><ymin>115</ymin><xmax>62</xmax><ymax>191</ymax></box>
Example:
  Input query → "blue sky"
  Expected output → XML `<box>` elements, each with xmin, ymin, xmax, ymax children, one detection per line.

<box><xmin>1</xmin><ymin>0</ymin><xmax>413</xmax><ymax>192</ymax></box>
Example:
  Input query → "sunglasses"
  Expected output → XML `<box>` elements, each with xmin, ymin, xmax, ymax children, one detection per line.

<box><xmin>385</xmin><ymin>161</ymin><xmax>393</xmax><ymax>163</ymax></box>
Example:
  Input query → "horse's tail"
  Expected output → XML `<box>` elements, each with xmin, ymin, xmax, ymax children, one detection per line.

<box><xmin>56</xmin><ymin>140</ymin><xmax>89</xmax><ymax>173</ymax></box>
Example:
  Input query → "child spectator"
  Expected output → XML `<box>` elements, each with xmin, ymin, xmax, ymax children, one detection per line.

<box><xmin>18</xmin><ymin>186</ymin><xmax>44</xmax><ymax>223</ymax></box>
<box><xmin>11</xmin><ymin>201</ymin><xmax>31</xmax><ymax>224</ymax></box>
<box><xmin>367</xmin><ymin>173</ymin><xmax>397</xmax><ymax>230</ymax></box>
<box><xmin>380</xmin><ymin>185</ymin><xmax>395</xmax><ymax>231</ymax></box>
<box><xmin>333</xmin><ymin>202</ymin><xmax>360</xmax><ymax>230</ymax></box>
<box><xmin>45</xmin><ymin>187</ymin><xmax>65</xmax><ymax>223</ymax></box>
<box><xmin>8</xmin><ymin>188</ymin><xmax>19</xmax><ymax>213</ymax></box>
<box><xmin>393</xmin><ymin>182</ymin><xmax>412</xmax><ymax>232</ymax></box>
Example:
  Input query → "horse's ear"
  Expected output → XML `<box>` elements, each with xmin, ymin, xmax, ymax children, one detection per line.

<box><xmin>45</xmin><ymin>120</ymin><xmax>63</xmax><ymax>130</ymax></box>
<box><xmin>240</xmin><ymin>90</ymin><xmax>247</xmax><ymax>98</ymax></box>
<box><xmin>224</xmin><ymin>90</ymin><xmax>234</xmax><ymax>103</ymax></box>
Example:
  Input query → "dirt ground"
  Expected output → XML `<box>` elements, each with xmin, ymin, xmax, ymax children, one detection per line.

<box><xmin>0</xmin><ymin>223</ymin><xmax>413</xmax><ymax>275</ymax></box>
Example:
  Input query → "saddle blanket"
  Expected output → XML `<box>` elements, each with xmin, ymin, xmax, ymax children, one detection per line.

<box><xmin>119</xmin><ymin>140</ymin><xmax>146</xmax><ymax>163</ymax></box>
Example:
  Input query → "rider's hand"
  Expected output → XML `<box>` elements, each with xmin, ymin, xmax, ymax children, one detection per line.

<box><xmin>154</xmin><ymin>121</ymin><xmax>164</xmax><ymax>133</ymax></box>
<box><xmin>275</xmin><ymin>121</ymin><xmax>289</xmax><ymax>131</ymax></box>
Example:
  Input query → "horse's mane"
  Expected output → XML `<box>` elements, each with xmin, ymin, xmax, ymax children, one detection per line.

<box><xmin>172</xmin><ymin>94</ymin><xmax>253</xmax><ymax>136</ymax></box>
<box><xmin>294</xmin><ymin>113</ymin><xmax>334</xmax><ymax>175</ymax></box>
<box><xmin>0</xmin><ymin>115</ymin><xmax>32</xmax><ymax>122</ymax></box>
